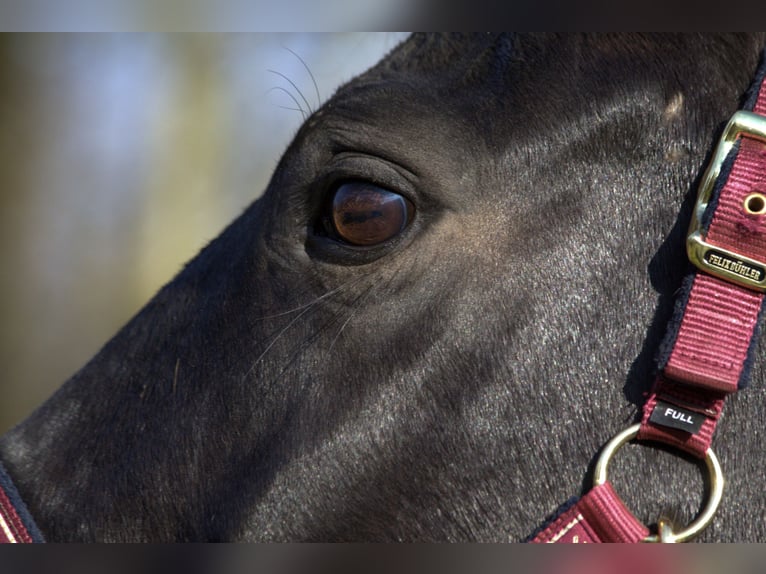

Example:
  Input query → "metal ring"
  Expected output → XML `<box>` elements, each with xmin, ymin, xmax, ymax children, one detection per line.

<box><xmin>593</xmin><ymin>423</ymin><xmax>724</xmax><ymax>543</ymax></box>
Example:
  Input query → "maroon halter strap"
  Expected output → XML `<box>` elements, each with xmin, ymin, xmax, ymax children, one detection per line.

<box><xmin>0</xmin><ymin>462</ymin><xmax>43</xmax><ymax>543</ymax></box>
<box><xmin>531</xmin><ymin>54</ymin><xmax>766</xmax><ymax>543</ymax></box>
<box><xmin>640</xmin><ymin>86</ymin><xmax>766</xmax><ymax>456</ymax></box>
<box><xmin>531</xmin><ymin>483</ymin><xmax>649</xmax><ymax>543</ymax></box>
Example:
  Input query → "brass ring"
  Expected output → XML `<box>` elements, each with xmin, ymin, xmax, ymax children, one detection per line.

<box><xmin>593</xmin><ymin>423</ymin><xmax>724</xmax><ymax>543</ymax></box>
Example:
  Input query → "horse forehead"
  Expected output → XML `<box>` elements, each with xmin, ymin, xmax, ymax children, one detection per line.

<box><xmin>361</xmin><ymin>34</ymin><xmax>667</xmax><ymax>88</ymax></box>
<box><xmin>325</xmin><ymin>35</ymin><xmax>676</xmax><ymax>144</ymax></box>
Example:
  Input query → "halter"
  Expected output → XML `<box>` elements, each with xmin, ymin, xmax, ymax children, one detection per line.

<box><xmin>531</xmin><ymin>53</ymin><xmax>766</xmax><ymax>543</ymax></box>
<box><xmin>0</xmin><ymin>462</ymin><xmax>43</xmax><ymax>543</ymax></box>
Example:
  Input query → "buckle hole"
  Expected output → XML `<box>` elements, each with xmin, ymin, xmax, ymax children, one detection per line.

<box><xmin>744</xmin><ymin>193</ymin><xmax>766</xmax><ymax>215</ymax></box>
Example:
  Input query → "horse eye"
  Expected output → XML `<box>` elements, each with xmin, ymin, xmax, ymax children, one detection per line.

<box><xmin>329</xmin><ymin>182</ymin><xmax>414</xmax><ymax>246</ymax></box>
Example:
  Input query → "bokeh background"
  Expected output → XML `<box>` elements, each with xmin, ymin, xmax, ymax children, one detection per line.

<box><xmin>0</xmin><ymin>33</ymin><xmax>409</xmax><ymax>433</ymax></box>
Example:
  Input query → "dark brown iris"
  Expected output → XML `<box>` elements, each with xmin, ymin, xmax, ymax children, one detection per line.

<box><xmin>331</xmin><ymin>183</ymin><xmax>413</xmax><ymax>246</ymax></box>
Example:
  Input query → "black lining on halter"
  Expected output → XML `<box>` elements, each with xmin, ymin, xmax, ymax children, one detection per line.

<box><xmin>743</xmin><ymin>48</ymin><xmax>766</xmax><ymax>111</ymax></box>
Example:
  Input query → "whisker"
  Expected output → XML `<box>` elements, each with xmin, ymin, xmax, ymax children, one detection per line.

<box><xmin>265</xmin><ymin>299</ymin><xmax>360</xmax><ymax>388</ymax></box>
<box><xmin>254</xmin><ymin>276</ymin><xmax>367</xmax><ymax>322</ymax></box>
<box><xmin>266</xmin><ymin>86</ymin><xmax>306</xmax><ymax>120</ymax></box>
<box><xmin>281</xmin><ymin>45</ymin><xmax>321</xmax><ymax>111</ymax></box>
<box><xmin>326</xmin><ymin>288</ymin><xmax>371</xmax><ymax>355</ymax></box>
<box><xmin>254</xmin><ymin>260</ymin><xmax>408</xmax><ymax>390</ymax></box>
<box><xmin>327</xmin><ymin>260</ymin><xmax>407</xmax><ymax>355</ymax></box>
<box><xmin>241</xmin><ymin>302</ymin><xmax>317</xmax><ymax>382</ymax></box>
<box><xmin>268</xmin><ymin>69</ymin><xmax>313</xmax><ymax>116</ymax></box>
<box><xmin>243</xmin><ymin>273</ymin><xmax>374</xmax><ymax>382</ymax></box>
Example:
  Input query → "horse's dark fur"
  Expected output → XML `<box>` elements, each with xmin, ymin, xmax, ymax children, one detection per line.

<box><xmin>3</xmin><ymin>33</ymin><xmax>766</xmax><ymax>542</ymax></box>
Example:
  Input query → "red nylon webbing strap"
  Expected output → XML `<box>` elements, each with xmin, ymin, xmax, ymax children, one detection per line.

<box><xmin>531</xmin><ymin>482</ymin><xmax>649</xmax><ymax>543</ymax></box>
<box><xmin>0</xmin><ymin>462</ymin><xmax>43</xmax><ymax>543</ymax></box>
<box><xmin>638</xmin><ymin>375</ymin><xmax>726</xmax><ymax>458</ymax></box>
<box><xmin>0</xmin><ymin>485</ymin><xmax>33</xmax><ymax>544</ymax></box>
<box><xmin>757</xmin><ymin>83</ymin><xmax>766</xmax><ymax>116</ymax></box>
<box><xmin>663</xmin><ymin>274</ymin><xmax>763</xmax><ymax>393</ymax></box>
<box><xmin>639</xmin><ymin>76</ymin><xmax>766</xmax><ymax>456</ymax></box>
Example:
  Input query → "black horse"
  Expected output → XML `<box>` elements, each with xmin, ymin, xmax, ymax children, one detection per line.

<box><xmin>2</xmin><ymin>33</ymin><xmax>766</xmax><ymax>542</ymax></box>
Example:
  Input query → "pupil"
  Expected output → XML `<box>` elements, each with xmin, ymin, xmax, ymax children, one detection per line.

<box><xmin>341</xmin><ymin>210</ymin><xmax>384</xmax><ymax>225</ymax></box>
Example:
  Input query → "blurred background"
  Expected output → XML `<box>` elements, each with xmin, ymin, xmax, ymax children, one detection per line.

<box><xmin>0</xmin><ymin>33</ymin><xmax>409</xmax><ymax>433</ymax></box>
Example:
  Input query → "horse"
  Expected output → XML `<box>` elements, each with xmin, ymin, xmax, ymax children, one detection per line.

<box><xmin>2</xmin><ymin>33</ymin><xmax>766</xmax><ymax>542</ymax></box>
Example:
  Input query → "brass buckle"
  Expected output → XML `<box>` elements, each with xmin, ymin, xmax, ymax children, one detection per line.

<box><xmin>687</xmin><ymin>110</ymin><xmax>766</xmax><ymax>291</ymax></box>
<box><xmin>593</xmin><ymin>424</ymin><xmax>724</xmax><ymax>543</ymax></box>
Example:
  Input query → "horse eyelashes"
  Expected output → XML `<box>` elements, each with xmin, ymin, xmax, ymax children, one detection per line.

<box><xmin>327</xmin><ymin>182</ymin><xmax>415</xmax><ymax>247</ymax></box>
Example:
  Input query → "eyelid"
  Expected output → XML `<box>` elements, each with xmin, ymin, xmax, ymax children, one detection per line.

<box><xmin>316</xmin><ymin>152</ymin><xmax>419</xmax><ymax>204</ymax></box>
